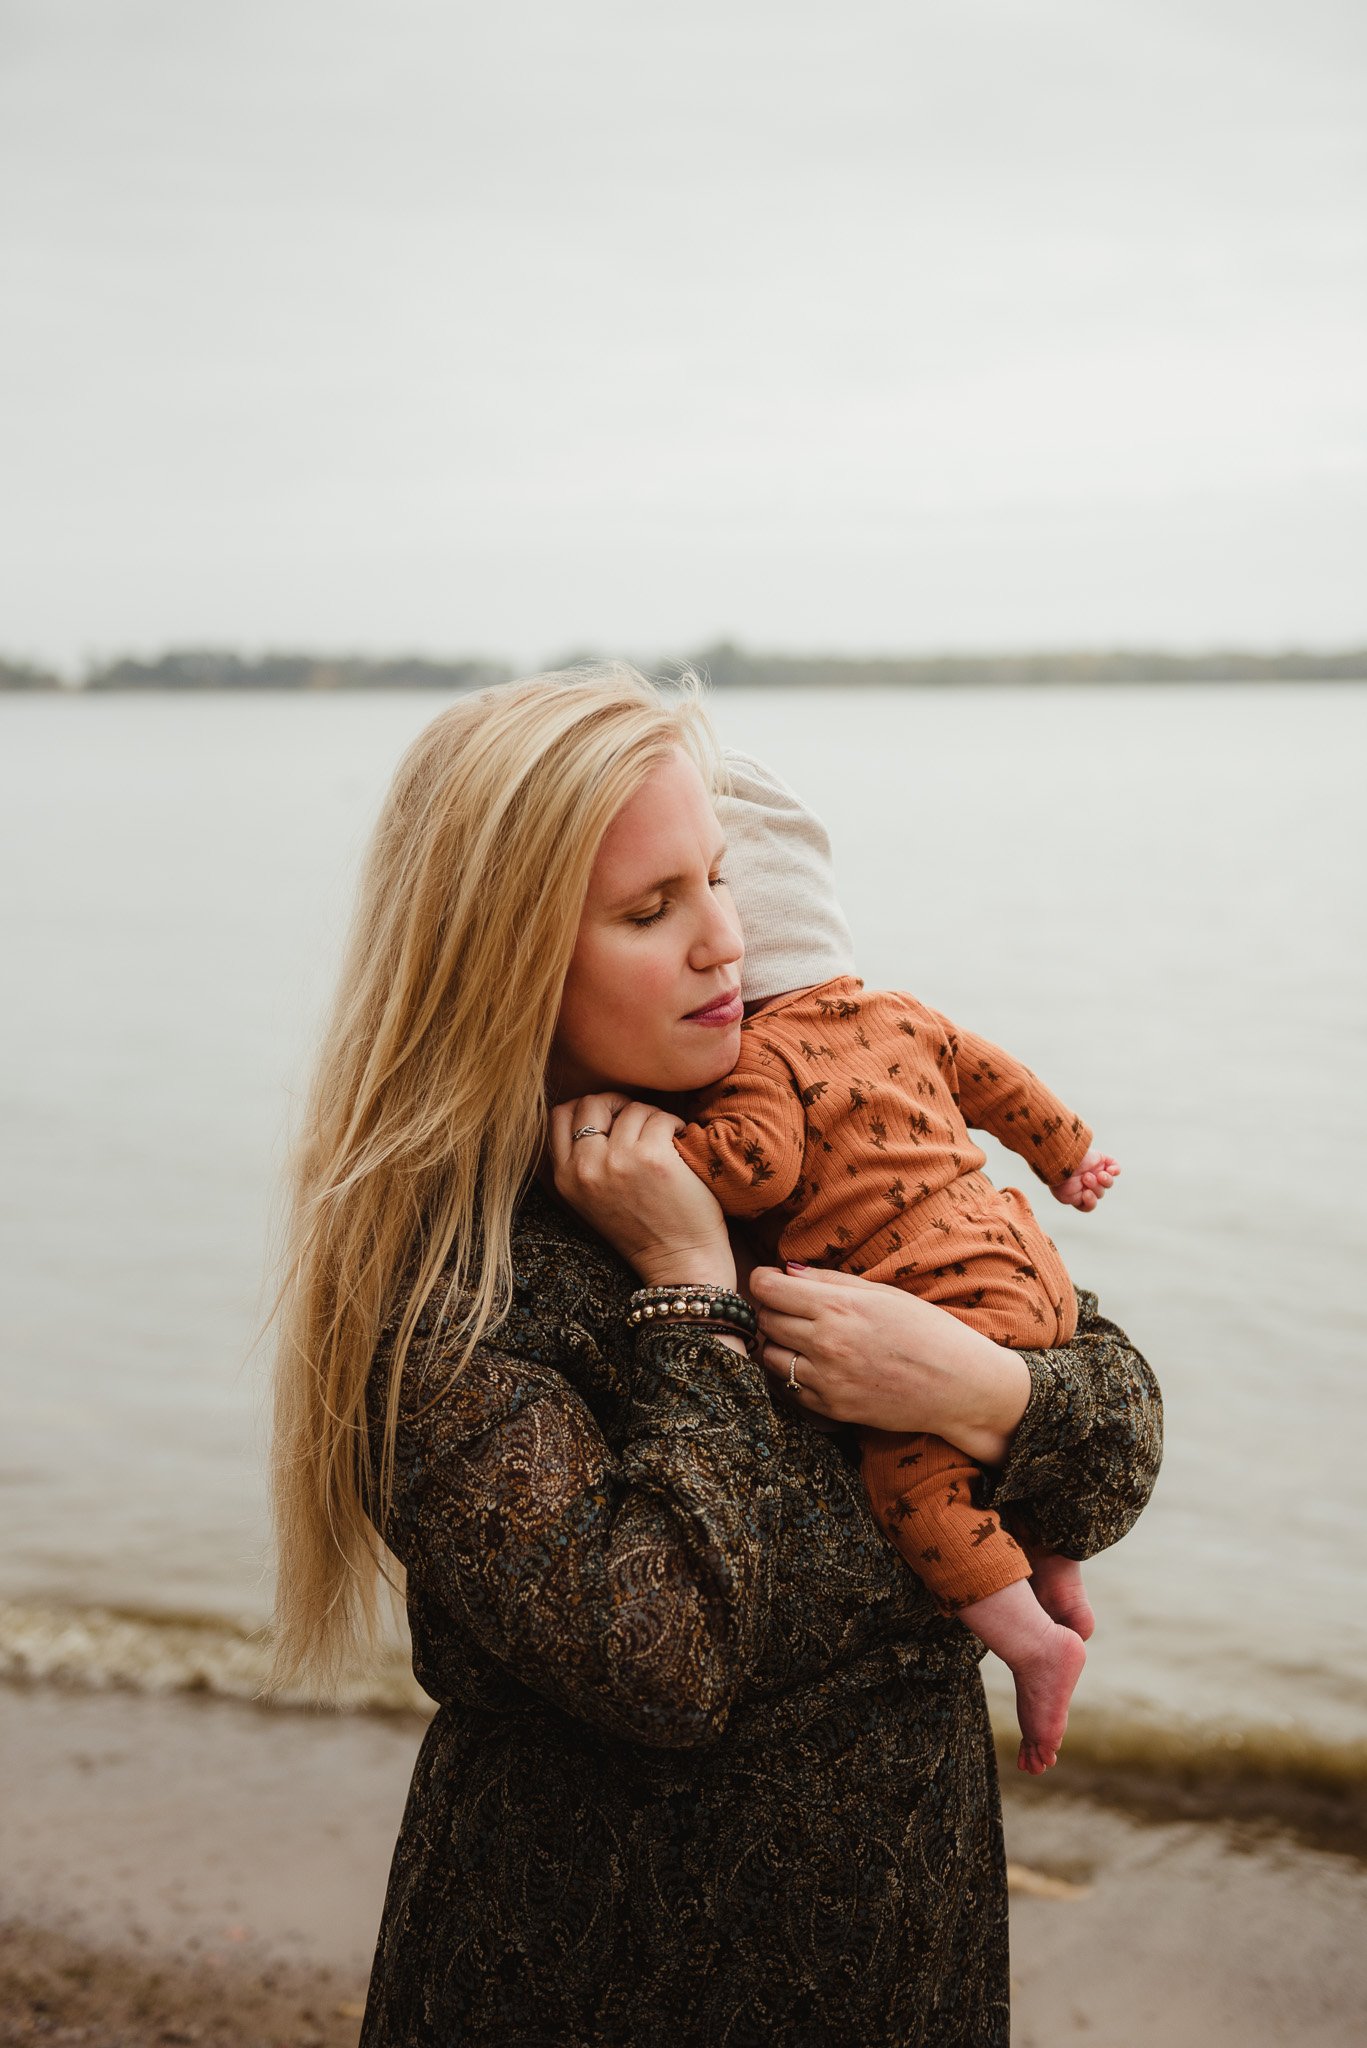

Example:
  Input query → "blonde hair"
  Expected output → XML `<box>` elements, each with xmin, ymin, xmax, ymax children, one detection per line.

<box><xmin>268</xmin><ymin>662</ymin><xmax>719</xmax><ymax>1695</ymax></box>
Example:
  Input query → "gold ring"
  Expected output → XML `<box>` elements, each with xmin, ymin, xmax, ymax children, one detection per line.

<box><xmin>787</xmin><ymin>1350</ymin><xmax>802</xmax><ymax>1391</ymax></box>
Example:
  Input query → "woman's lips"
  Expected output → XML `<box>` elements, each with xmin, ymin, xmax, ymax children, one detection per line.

<box><xmin>684</xmin><ymin>988</ymin><xmax>743</xmax><ymax>1026</ymax></box>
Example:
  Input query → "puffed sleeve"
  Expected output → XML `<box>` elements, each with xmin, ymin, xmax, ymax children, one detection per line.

<box><xmin>983</xmin><ymin>1289</ymin><xmax>1163</xmax><ymax>1559</ymax></box>
<box><xmin>383</xmin><ymin>1319</ymin><xmax>784</xmax><ymax>1749</ymax></box>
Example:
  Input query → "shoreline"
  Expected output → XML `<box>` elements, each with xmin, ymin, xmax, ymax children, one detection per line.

<box><xmin>8</xmin><ymin>1593</ymin><xmax>1367</xmax><ymax>1833</ymax></box>
<box><xmin>999</xmin><ymin>1731</ymin><xmax>1367</xmax><ymax>1866</ymax></box>
<box><xmin>7</xmin><ymin>1647</ymin><xmax>1365</xmax><ymax>1863</ymax></box>
<box><xmin>5</xmin><ymin>1682</ymin><xmax>1367</xmax><ymax>2046</ymax></box>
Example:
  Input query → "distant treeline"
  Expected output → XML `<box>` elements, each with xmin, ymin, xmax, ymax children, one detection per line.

<box><xmin>4</xmin><ymin>642</ymin><xmax>1366</xmax><ymax>692</ymax></box>
<box><xmin>685</xmin><ymin>642</ymin><xmax>1367</xmax><ymax>687</ymax></box>
<box><xmin>0</xmin><ymin>658</ymin><xmax>66</xmax><ymax>690</ymax></box>
<box><xmin>87</xmin><ymin>651</ymin><xmax>511</xmax><ymax>692</ymax></box>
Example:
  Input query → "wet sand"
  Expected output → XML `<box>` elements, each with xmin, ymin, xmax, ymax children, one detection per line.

<box><xmin>3</xmin><ymin>1681</ymin><xmax>1366</xmax><ymax>2047</ymax></box>
<box><xmin>0</xmin><ymin>1684</ymin><xmax>408</xmax><ymax>2047</ymax></box>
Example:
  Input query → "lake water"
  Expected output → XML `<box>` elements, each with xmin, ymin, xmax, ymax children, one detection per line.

<box><xmin>2</xmin><ymin>684</ymin><xmax>1365</xmax><ymax>1767</ymax></box>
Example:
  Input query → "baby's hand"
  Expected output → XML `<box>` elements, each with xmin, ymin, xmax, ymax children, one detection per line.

<box><xmin>1051</xmin><ymin>1150</ymin><xmax>1120</xmax><ymax>1213</ymax></box>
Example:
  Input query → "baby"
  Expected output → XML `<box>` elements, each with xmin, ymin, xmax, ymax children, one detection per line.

<box><xmin>675</xmin><ymin>755</ymin><xmax>1120</xmax><ymax>1773</ymax></box>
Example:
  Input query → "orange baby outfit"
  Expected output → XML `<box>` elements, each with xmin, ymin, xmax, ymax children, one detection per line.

<box><xmin>676</xmin><ymin>976</ymin><xmax>1093</xmax><ymax>1613</ymax></box>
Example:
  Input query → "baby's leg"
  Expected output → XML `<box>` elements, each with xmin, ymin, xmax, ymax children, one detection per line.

<box><xmin>1022</xmin><ymin>1544</ymin><xmax>1095</xmax><ymax>1642</ymax></box>
<box><xmin>859</xmin><ymin>1428</ymin><xmax>1032</xmax><ymax>1607</ymax></box>
<box><xmin>957</xmin><ymin>1581</ymin><xmax>1087</xmax><ymax>1774</ymax></box>
<box><xmin>860</xmin><ymin>1430</ymin><xmax>1086</xmax><ymax>1771</ymax></box>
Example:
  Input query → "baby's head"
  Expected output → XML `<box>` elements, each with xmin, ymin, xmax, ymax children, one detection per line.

<box><xmin>717</xmin><ymin>751</ymin><xmax>858</xmax><ymax>1006</ymax></box>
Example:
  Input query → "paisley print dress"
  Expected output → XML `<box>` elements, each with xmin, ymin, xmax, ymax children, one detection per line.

<box><xmin>358</xmin><ymin>1184</ymin><xmax>1161</xmax><ymax>2047</ymax></box>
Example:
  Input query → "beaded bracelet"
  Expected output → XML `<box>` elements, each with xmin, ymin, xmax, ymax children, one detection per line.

<box><xmin>625</xmin><ymin>1283</ymin><xmax>758</xmax><ymax>1351</ymax></box>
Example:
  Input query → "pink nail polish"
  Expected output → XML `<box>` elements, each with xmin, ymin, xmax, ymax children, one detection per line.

<box><xmin>786</xmin><ymin>1261</ymin><xmax>808</xmax><ymax>1272</ymax></box>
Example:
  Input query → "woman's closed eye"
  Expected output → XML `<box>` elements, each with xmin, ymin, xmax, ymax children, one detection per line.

<box><xmin>629</xmin><ymin>874</ymin><xmax>728</xmax><ymax>929</ymax></box>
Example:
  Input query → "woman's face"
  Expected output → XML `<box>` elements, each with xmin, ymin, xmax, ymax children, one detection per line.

<box><xmin>553</xmin><ymin>748</ymin><xmax>744</xmax><ymax>1099</ymax></box>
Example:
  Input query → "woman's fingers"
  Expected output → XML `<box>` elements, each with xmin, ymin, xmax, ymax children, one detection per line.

<box><xmin>636</xmin><ymin>1102</ymin><xmax>689</xmax><ymax>1146</ymax></box>
<box><xmin>748</xmin><ymin>1262</ymin><xmax>884</xmax><ymax>1365</ymax></box>
<box><xmin>758</xmin><ymin>1335</ymin><xmax>813</xmax><ymax>1381</ymax></box>
<box><xmin>549</xmin><ymin>1091</ymin><xmax>731</xmax><ymax>1286</ymax></box>
<box><xmin>580</xmin><ymin>1091</ymin><xmax>630</xmax><ymax>1135</ymax></box>
<box><xmin>554</xmin><ymin>1098</ymin><xmax>683</xmax><ymax>1200</ymax></box>
<box><xmin>601</xmin><ymin>1098</ymin><xmax>655</xmax><ymax>1149</ymax></box>
<box><xmin>747</xmin><ymin>1262</ymin><xmax>863</xmax><ymax>1318</ymax></box>
<box><xmin>757</xmin><ymin>1341</ymin><xmax>831</xmax><ymax>1412</ymax></box>
<box><xmin>749</xmin><ymin>1268</ymin><xmax>867</xmax><ymax>1416</ymax></box>
<box><xmin>751</xmin><ymin>1306</ymin><xmax>821</xmax><ymax>1351</ymax></box>
<box><xmin>554</xmin><ymin>1092</ymin><xmax>627</xmax><ymax>1141</ymax></box>
<box><xmin>602</xmin><ymin>1101</ymin><xmax>687</xmax><ymax>1174</ymax></box>
<box><xmin>549</xmin><ymin>1092</ymin><xmax>631</xmax><ymax>1175</ymax></box>
<box><xmin>547</xmin><ymin>1099</ymin><xmax>582</xmax><ymax>1174</ymax></box>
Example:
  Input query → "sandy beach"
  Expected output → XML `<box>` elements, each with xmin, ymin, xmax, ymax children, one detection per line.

<box><xmin>3</xmin><ymin>1680</ymin><xmax>1366</xmax><ymax>2047</ymax></box>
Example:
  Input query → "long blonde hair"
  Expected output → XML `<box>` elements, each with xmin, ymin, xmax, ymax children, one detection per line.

<box><xmin>268</xmin><ymin>663</ymin><xmax>719</xmax><ymax>1696</ymax></box>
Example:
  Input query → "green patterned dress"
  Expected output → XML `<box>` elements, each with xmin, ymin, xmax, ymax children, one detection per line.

<box><xmin>359</xmin><ymin>1184</ymin><xmax>1161</xmax><ymax>2046</ymax></box>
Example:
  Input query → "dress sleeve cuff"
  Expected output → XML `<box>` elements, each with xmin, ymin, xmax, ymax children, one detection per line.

<box><xmin>982</xmin><ymin>1288</ymin><xmax>1164</xmax><ymax>1559</ymax></box>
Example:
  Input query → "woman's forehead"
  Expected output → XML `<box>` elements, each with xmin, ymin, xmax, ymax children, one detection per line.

<box><xmin>591</xmin><ymin>752</ymin><xmax>722</xmax><ymax>900</ymax></box>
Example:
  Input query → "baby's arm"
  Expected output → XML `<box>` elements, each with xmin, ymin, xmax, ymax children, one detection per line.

<box><xmin>676</xmin><ymin>1046</ymin><xmax>807</xmax><ymax>1220</ymax></box>
<box><xmin>933</xmin><ymin>1015</ymin><xmax>1095</xmax><ymax>1191</ymax></box>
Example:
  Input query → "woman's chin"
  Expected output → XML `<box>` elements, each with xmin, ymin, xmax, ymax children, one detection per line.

<box><xmin>595</xmin><ymin>1025</ymin><xmax>742</xmax><ymax>1103</ymax></box>
<box><xmin>685</xmin><ymin>1026</ymin><xmax>743</xmax><ymax>1091</ymax></box>
<box><xmin>629</xmin><ymin>1036</ymin><xmax>740</xmax><ymax>1102</ymax></box>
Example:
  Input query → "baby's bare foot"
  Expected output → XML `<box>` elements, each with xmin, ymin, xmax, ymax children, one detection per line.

<box><xmin>1029</xmin><ymin>1553</ymin><xmax>1095</xmax><ymax>1641</ymax></box>
<box><xmin>1014</xmin><ymin>1622</ymin><xmax>1087</xmax><ymax>1775</ymax></box>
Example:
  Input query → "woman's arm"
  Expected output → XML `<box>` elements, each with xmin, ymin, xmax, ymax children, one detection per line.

<box><xmin>748</xmin><ymin>1266</ymin><xmax>1162</xmax><ymax>1558</ymax></box>
<box><xmin>380</xmin><ymin>1087</ymin><xmax>778</xmax><ymax>1750</ymax></box>
<box><xmin>386</xmin><ymin>1312</ymin><xmax>782</xmax><ymax>1750</ymax></box>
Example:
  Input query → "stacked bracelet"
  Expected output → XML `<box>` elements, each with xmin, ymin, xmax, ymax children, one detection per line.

<box><xmin>626</xmin><ymin>1283</ymin><xmax>758</xmax><ymax>1351</ymax></box>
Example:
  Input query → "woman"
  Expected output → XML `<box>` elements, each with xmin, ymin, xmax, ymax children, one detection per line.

<box><xmin>270</xmin><ymin>664</ymin><xmax>1161</xmax><ymax>2046</ymax></box>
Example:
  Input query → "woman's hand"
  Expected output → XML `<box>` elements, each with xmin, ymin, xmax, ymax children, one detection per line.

<box><xmin>549</xmin><ymin>1093</ymin><xmax>737</xmax><ymax>1290</ymax></box>
<box><xmin>748</xmin><ymin>1264</ymin><xmax>1032</xmax><ymax>1466</ymax></box>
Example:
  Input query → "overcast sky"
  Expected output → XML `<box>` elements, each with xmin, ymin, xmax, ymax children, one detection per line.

<box><xmin>3</xmin><ymin>0</ymin><xmax>1364</xmax><ymax>670</ymax></box>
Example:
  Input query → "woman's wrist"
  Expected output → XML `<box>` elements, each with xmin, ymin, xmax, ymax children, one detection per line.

<box><xmin>626</xmin><ymin>1279</ymin><xmax>754</xmax><ymax>1360</ymax></box>
<box><xmin>926</xmin><ymin>1319</ymin><xmax>1032</xmax><ymax>1466</ymax></box>
<box><xmin>631</xmin><ymin>1249</ymin><xmax>737</xmax><ymax>1292</ymax></box>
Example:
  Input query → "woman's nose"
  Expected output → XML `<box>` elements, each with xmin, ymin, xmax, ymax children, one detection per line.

<box><xmin>691</xmin><ymin>889</ymin><xmax>744</xmax><ymax>971</ymax></box>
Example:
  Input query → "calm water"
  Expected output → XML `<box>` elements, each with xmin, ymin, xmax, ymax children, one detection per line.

<box><xmin>2</xmin><ymin>685</ymin><xmax>1365</xmax><ymax>1755</ymax></box>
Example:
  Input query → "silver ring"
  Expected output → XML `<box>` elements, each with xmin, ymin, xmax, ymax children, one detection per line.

<box><xmin>787</xmin><ymin>1350</ymin><xmax>802</xmax><ymax>1391</ymax></box>
<box><xmin>572</xmin><ymin>1125</ymin><xmax>609</xmax><ymax>1142</ymax></box>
